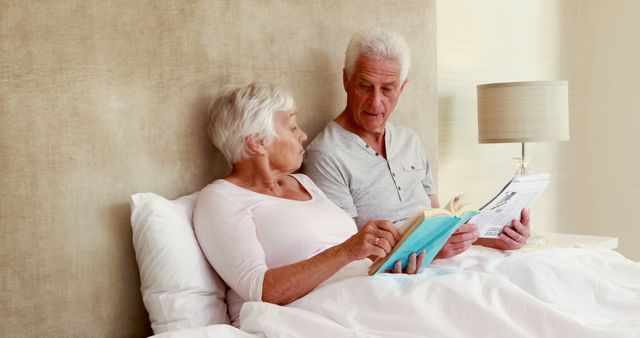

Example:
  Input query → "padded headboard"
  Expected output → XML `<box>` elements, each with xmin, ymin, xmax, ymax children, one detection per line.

<box><xmin>0</xmin><ymin>1</ymin><xmax>436</xmax><ymax>336</ymax></box>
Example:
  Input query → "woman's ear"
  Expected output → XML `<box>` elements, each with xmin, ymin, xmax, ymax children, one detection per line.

<box><xmin>245</xmin><ymin>135</ymin><xmax>267</xmax><ymax>156</ymax></box>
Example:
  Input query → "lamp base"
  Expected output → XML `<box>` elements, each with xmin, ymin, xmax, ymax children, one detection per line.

<box><xmin>513</xmin><ymin>156</ymin><xmax>533</xmax><ymax>177</ymax></box>
<box><xmin>525</xmin><ymin>233</ymin><xmax>549</xmax><ymax>247</ymax></box>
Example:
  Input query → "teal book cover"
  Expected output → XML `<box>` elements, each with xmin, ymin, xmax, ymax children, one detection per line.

<box><xmin>369</xmin><ymin>210</ymin><xmax>479</xmax><ymax>275</ymax></box>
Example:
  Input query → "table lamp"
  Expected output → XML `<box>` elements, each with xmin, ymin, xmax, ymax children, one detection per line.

<box><xmin>477</xmin><ymin>80</ymin><xmax>570</xmax><ymax>176</ymax></box>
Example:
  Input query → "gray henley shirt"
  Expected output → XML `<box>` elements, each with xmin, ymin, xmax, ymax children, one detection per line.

<box><xmin>302</xmin><ymin>121</ymin><xmax>435</xmax><ymax>228</ymax></box>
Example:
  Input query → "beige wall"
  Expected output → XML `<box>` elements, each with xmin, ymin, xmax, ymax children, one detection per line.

<box><xmin>437</xmin><ymin>0</ymin><xmax>580</xmax><ymax>233</ymax></box>
<box><xmin>0</xmin><ymin>1</ymin><xmax>436</xmax><ymax>337</ymax></box>
<box><xmin>576</xmin><ymin>0</ymin><xmax>640</xmax><ymax>260</ymax></box>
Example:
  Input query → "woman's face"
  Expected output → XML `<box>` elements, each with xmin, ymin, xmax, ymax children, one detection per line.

<box><xmin>266</xmin><ymin>109</ymin><xmax>308</xmax><ymax>173</ymax></box>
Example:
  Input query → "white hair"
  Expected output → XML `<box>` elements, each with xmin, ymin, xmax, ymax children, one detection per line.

<box><xmin>207</xmin><ymin>81</ymin><xmax>295</xmax><ymax>165</ymax></box>
<box><xmin>344</xmin><ymin>28</ymin><xmax>411</xmax><ymax>82</ymax></box>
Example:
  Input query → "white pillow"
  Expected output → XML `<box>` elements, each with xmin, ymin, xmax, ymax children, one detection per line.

<box><xmin>130</xmin><ymin>192</ymin><xmax>229</xmax><ymax>334</ymax></box>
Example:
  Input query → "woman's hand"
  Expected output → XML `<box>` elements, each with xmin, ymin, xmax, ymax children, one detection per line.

<box><xmin>341</xmin><ymin>220</ymin><xmax>400</xmax><ymax>261</ymax></box>
<box><xmin>475</xmin><ymin>209</ymin><xmax>531</xmax><ymax>251</ymax></box>
<box><xmin>388</xmin><ymin>250</ymin><xmax>426</xmax><ymax>274</ymax></box>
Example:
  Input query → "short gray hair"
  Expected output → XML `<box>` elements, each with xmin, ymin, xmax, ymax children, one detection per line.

<box><xmin>207</xmin><ymin>81</ymin><xmax>295</xmax><ymax>165</ymax></box>
<box><xmin>344</xmin><ymin>28</ymin><xmax>411</xmax><ymax>82</ymax></box>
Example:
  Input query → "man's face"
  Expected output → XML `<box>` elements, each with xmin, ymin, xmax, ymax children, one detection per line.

<box><xmin>343</xmin><ymin>55</ymin><xmax>406</xmax><ymax>134</ymax></box>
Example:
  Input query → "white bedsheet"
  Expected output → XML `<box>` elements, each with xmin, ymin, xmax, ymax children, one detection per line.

<box><xmin>153</xmin><ymin>246</ymin><xmax>640</xmax><ymax>338</ymax></box>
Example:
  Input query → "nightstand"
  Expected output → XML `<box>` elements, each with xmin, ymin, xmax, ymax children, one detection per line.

<box><xmin>525</xmin><ymin>232</ymin><xmax>619</xmax><ymax>250</ymax></box>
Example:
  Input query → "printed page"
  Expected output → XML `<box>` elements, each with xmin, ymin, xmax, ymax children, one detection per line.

<box><xmin>469</xmin><ymin>174</ymin><xmax>550</xmax><ymax>238</ymax></box>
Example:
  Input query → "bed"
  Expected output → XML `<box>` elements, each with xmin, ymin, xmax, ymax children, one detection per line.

<box><xmin>131</xmin><ymin>192</ymin><xmax>640</xmax><ymax>338</ymax></box>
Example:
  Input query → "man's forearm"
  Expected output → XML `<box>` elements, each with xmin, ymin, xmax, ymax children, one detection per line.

<box><xmin>428</xmin><ymin>194</ymin><xmax>440</xmax><ymax>208</ymax></box>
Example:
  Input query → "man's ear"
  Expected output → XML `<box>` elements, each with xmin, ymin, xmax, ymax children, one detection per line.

<box><xmin>245</xmin><ymin>135</ymin><xmax>267</xmax><ymax>156</ymax></box>
<box><xmin>400</xmin><ymin>78</ymin><xmax>408</xmax><ymax>92</ymax></box>
<box><xmin>342</xmin><ymin>68</ymin><xmax>349</xmax><ymax>92</ymax></box>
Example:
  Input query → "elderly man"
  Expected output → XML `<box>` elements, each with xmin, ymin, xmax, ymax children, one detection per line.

<box><xmin>303</xmin><ymin>28</ymin><xmax>530</xmax><ymax>258</ymax></box>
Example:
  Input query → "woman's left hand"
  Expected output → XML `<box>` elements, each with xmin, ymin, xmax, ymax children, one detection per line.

<box><xmin>387</xmin><ymin>250</ymin><xmax>426</xmax><ymax>274</ymax></box>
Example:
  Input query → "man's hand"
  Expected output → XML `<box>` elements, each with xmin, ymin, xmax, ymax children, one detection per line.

<box><xmin>435</xmin><ymin>223</ymin><xmax>479</xmax><ymax>259</ymax></box>
<box><xmin>475</xmin><ymin>209</ymin><xmax>531</xmax><ymax>251</ymax></box>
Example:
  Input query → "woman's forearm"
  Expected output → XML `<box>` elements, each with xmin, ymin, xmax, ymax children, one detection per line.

<box><xmin>261</xmin><ymin>219</ymin><xmax>400</xmax><ymax>305</ymax></box>
<box><xmin>262</xmin><ymin>244</ymin><xmax>353</xmax><ymax>305</ymax></box>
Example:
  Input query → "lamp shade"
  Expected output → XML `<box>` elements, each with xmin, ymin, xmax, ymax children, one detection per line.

<box><xmin>477</xmin><ymin>81</ymin><xmax>570</xmax><ymax>143</ymax></box>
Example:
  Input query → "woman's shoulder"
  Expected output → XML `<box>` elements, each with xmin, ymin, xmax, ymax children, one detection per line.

<box><xmin>193</xmin><ymin>179</ymin><xmax>252</xmax><ymax>232</ymax></box>
<box><xmin>198</xmin><ymin>179</ymin><xmax>234</xmax><ymax>199</ymax></box>
<box><xmin>291</xmin><ymin>173</ymin><xmax>326</xmax><ymax>198</ymax></box>
<box><xmin>291</xmin><ymin>173</ymin><xmax>314</xmax><ymax>187</ymax></box>
<box><xmin>194</xmin><ymin>179</ymin><xmax>244</xmax><ymax>213</ymax></box>
<box><xmin>200</xmin><ymin>178</ymin><xmax>230</xmax><ymax>192</ymax></box>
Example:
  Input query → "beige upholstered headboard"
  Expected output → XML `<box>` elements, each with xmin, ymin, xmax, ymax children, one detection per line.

<box><xmin>1</xmin><ymin>1</ymin><xmax>436</xmax><ymax>336</ymax></box>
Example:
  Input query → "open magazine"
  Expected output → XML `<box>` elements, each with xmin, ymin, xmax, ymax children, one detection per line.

<box><xmin>469</xmin><ymin>173</ymin><xmax>550</xmax><ymax>238</ymax></box>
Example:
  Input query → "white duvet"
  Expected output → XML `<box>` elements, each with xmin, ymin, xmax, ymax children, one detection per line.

<box><xmin>154</xmin><ymin>246</ymin><xmax>640</xmax><ymax>338</ymax></box>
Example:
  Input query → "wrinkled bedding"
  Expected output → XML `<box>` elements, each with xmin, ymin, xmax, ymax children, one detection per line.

<box><xmin>153</xmin><ymin>246</ymin><xmax>640</xmax><ymax>338</ymax></box>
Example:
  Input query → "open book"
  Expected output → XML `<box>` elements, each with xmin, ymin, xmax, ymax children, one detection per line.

<box><xmin>368</xmin><ymin>197</ymin><xmax>479</xmax><ymax>275</ymax></box>
<box><xmin>470</xmin><ymin>173</ymin><xmax>550</xmax><ymax>238</ymax></box>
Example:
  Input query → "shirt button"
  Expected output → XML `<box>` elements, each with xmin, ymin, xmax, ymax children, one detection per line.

<box><xmin>365</xmin><ymin>144</ymin><xmax>369</xmax><ymax>148</ymax></box>
<box><xmin>398</xmin><ymin>186</ymin><xmax>402</xmax><ymax>191</ymax></box>
<box><xmin>411</xmin><ymin>165</ymin><xmax>415</xmax><ymax>170</ymax></box>
<box><xmin>375</xmin><ymin>153</ymin><xmax>379</xmax><ymax>156</ymax></box>
<box><xmin>392</xmin><ymin>172</ymin><xmax>396</xmax><ymax>177</ymax></box>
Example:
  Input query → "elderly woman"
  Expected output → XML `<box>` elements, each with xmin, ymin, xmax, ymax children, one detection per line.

<box><xmin>194</xmin><ymin>82</ymin><xmax>425</xmax><ymax>324</ymax></box>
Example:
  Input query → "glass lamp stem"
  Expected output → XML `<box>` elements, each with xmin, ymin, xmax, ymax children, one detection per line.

<box><xmin>514</xmin><ymin>142</ymin><xmax>531</xmax><ymax>177</ymax></box>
